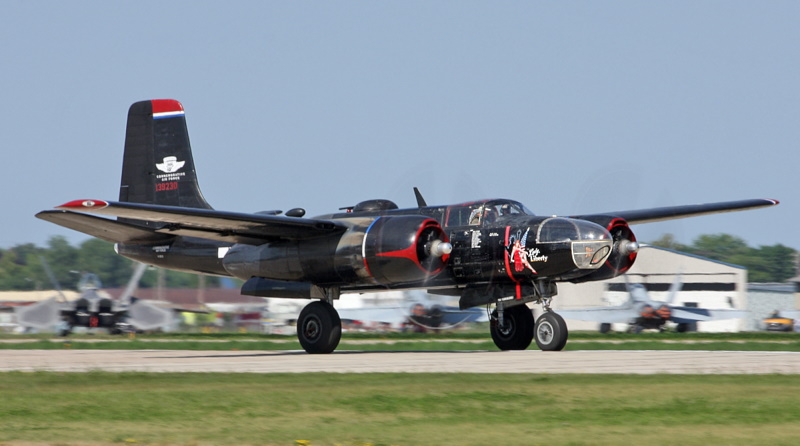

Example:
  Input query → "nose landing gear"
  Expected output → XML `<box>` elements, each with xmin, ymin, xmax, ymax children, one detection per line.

<box><xmin>534</xmin><ymin>311</ymin><xmax>568</xmax><ymax>351</ymax></box>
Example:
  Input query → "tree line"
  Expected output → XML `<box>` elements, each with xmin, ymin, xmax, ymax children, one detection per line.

<box><xmin>648</xmin><ymin>234</ymin><xmax>797</xmax><ymax>283</ymax></box>
<box><xmin>0</xmin><ymin>234</ymin><xmax>796</xmax><ymax>292</ymax></box>
<box><xmin>0</xmin><ymin>236</ymin><xmax>220</xmax><ymax>291</ymax></box>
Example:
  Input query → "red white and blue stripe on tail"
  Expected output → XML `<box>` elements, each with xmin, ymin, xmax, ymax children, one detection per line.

<box><xmin>151</xmin><ymin>99</ymin><xmax>185</xmax><ymax>119</ymax></box>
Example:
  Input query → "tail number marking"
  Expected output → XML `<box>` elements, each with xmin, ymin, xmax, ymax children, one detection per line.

<box><xmin>155</xmin><ymin>181</ymin><xmax>179</xmax><ymax>192</ymax></box>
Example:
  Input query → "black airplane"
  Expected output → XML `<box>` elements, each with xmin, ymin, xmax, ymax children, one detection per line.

<box><xmin>36</xmin><ymin>99</ymin><xmax>778</xmax><ymax>354</ymax></box>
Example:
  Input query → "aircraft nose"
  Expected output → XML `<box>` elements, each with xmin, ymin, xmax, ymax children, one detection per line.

<box><xmin>558</xmin><ymin>219</ymin><xmax>614</xmax><ymax>269</ymax></box>
<box><xmin>535</xmin><ymin>217</ymin><xmax>615</xmax><ymax>269</ymax></box>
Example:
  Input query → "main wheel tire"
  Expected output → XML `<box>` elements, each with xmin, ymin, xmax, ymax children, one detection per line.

<box><xmin>535</xmin><ymin>312</ymin><xmax>568</xmax><ymax>351</ymax></box>
<box><xmin>490</xmin><ymin>305</ymin><xmax>534</xmax><ymax>350</ymax></box>
<box><xmin>297</xmin><ymin>301</ymin><xmax>342</xmax><ymax>354</ymax></box>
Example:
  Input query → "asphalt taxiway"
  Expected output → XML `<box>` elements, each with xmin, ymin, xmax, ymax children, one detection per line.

<box><xmin>3</xmin><ymin>349</ymin><xmax>800</xmax><ymax>374</ymax></box>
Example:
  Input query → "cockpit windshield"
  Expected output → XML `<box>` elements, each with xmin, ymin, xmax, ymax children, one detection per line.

<box><xmin>486</xmin><ymin>200</ymin><xmax>532</xmax><ymax>218</ymax></box>
<box><xmin>445</xmin><ymin>199</ymin><xmax>532</xmax><ymax>227</ymax></box>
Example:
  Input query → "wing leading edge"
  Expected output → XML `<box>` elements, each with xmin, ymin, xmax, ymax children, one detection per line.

<box><xmin>574</xmin><ymin>198</ymin><xmax>779</xmax><ymax>224</ymax></box>
<box><xmin>38</xmin><ymin>199</ymin><xmax>347</xmax><ymax>245</ymax></box>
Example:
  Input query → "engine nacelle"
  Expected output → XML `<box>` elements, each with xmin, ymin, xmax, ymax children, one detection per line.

<box><xmin>222</xmin><ymin>215</ymin><xmax>451</xmax><ymax>288</ymax></box>
<box><xmin>571</xmin><ymin>217</ymin><xmax>638</xmax><ymax>283</ymax></box>
<box><xmin>361</xmin><ymin>216</ymin><xmax>451</xmax><ymax>284</ymax></box>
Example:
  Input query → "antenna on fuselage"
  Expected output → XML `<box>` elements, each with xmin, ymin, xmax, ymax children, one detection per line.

<box><xmin>413</xmin><ymin>187</ymin><xmax>428</xmax><ymax>208</ymax></box>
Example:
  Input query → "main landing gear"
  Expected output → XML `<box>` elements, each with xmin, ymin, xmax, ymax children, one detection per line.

<box><xmin>297</xmin><ymin>300</ymin><xmax>342</xmax><ymax>354</ymax></box>
<box><xmin>295</xmin><ymin>283</ymin><xmax>568</xmax><ymax>354</ymax></box>
<box><xmin>490</xmin><ymin>305</ymin><xmax>534</xmax><ymax>350</ymax></box>
<box><xmin>489</xmin><ymin>280</ymin><xmax>569</xmax><ymax>352</ymax></box>
<box><xmin>489</xmin><ymin>306</ymin><xmax>569</xmax><ymax>351</ymax></box>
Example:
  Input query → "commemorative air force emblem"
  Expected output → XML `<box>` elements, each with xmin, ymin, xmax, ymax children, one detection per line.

<box><xmin>156</xmin><ymin>156</ymin><xmax>185</xmax><ymax>173</ymax></box>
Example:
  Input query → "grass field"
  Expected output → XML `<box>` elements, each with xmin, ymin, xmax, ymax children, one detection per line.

<box><xmin>1</xmin><ymin>330</ymin><xmax>799</xmax><ymax>352</ymax></box>
<box><xmin>2</xmin><ymin>332</ymin><xmax>799</xmax><ymax>445</ymax></box>
<box><xmin>1</xmin><ymin>372</ymin><xmax>800</xmax><ymax>446</ymax></box>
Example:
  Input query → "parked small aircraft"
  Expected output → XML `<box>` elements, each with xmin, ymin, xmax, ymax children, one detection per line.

<box><xmin>558</xmin><ymin>274</ymin><xmax>748</xmax><ymax>333</ymax></box>
<box><xmin>36</xmin><ymin>99</ymin><xmax>778</xmax><ymax>353</ymax></box>
<box><xmin>763</xmin><ymin>310</ymin><xmax>800</xmax><ymax>332</ymax></box>
<box><xmin>15</xmin><ymin>260</ymin><xmax>173</xmax><ymax>335</ymax></box>
<box><xmin>335</xmin><ymin>290</ymin><xmax>487</xmax><ymax>331</ymax></box>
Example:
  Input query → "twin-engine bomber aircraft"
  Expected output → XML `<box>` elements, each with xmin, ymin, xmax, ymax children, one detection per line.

<box><xmin>36</xmin><ymin>99</ymin><xmax>778</xmax><ymax>354</ymax></box>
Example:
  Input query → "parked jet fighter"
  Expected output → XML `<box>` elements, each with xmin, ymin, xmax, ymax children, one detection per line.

<box><xmin>16</xmin><ymin>260</ymin><xmax>172</xmax><ymax>335</ymax></box>
<box><xmin>36</xmin><ymin>99</ymin><xmax>778</xmax><ymax>353</ymax></box>
<box><xmin>559</xmin><ymin>274</ymin><xmax>748</xmax><ymax>333</ymax></box>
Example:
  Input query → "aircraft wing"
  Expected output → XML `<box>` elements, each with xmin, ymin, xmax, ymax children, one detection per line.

<box><xmin>574</xmin><ymin>198</ymin><xmax>779</xmax><ymax>224</ymax></box>
<box><xmin>36</xmin><ymin>210</ymin><xmax>175</xmax><ymax>244</ymax></box>
<box><xmin>670</xmin><ymin>307</ymin><xmax>749</xmax><ymax>324</ymax></box>
<box><xmin>14</xmin><ymin>297</ymin><xmax>62</xmax><ymax>330</ymax></box>
<box><xmin>38</xmin><ymin>200</ymin><xmax>348</xmax><ymax>245</ymax></box>
<box><xmin>335</xmin><ymin>306</ymin><xmax>408</xmax><ymax>325</ymax></box>
<box><xmin>558</xmin><ymin>307</ymin><xmax>636</xmax><ymax>323</ymax></box>
<box><xmin>127</xmin><ymin>300</ymin><xmax>175</xmax><ymax>330</ymax></box>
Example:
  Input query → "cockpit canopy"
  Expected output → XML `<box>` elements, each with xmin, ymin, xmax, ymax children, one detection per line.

<box><xmin>445</xmin><ymin>199</ymin><xmax>532</xmax><ymax>227</ymax></box>
<box><xmin>537</xmin><ymin>217</ymin><xmax>613</xmax><ymax>269</ymax></box>
<box><xmin>537</xmin><ymin>217</ymin><xmax>609</xmax><ymax>243</ymax></box>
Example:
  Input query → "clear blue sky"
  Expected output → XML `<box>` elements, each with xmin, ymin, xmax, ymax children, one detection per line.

<box><xmin>1</xmin><ymin>2</ymin><xmax>796</xmax><ymax>250</ymax></box>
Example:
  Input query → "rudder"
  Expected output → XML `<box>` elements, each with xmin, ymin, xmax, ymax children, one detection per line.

<box><xmin>119</xmin><ymin>100</ymin><xmax>212</xmax><ymax>214</ymax></box>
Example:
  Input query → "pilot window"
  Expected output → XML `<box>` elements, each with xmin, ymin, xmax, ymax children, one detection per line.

<box><xmin>445</xmin><ymin>201</ymin><xmax>530</xmax><ymax>227</ymax></box>
<box><xmin>446</xmin><ymin>206</ymin><xmax>476</xmax><ymax>227</ymax></box>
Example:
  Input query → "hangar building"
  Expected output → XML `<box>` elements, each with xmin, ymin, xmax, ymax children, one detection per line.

<box><xmin>551</xmin><ymin>245</ymin><xmax>748</xmax><ymax>332</ymax></box>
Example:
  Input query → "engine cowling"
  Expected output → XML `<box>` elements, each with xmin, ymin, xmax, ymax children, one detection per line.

<box><xmin>223</xmin><ymin>215</ymin><xmax>452</xmax><ymax>289</ymax></box>
<box><xmin>571</xmin><ymin>217</ymin><xmax>638</xmax><ymax>283</ymax></box>
<box><xmin>362</xmin><ymin>216</ymin><xmax>451</xmax><ymax>284</ymax></box>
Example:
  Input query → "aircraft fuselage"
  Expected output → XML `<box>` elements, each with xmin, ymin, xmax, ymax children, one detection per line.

<box><xmin>116</xmin><ymin>198</ymin><xmax>626</xmax><ymax>307</ymax></box>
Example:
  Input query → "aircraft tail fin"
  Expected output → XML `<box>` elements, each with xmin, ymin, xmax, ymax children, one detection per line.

<box><xmin>119</xmin><ymin>100</ymin><xmax>212</xmax><ymax>227</ymax></box>
<box><xmin>666</xmin><ymin>273</ymin><xmax>683</xmax><ymax>304</ymax></box>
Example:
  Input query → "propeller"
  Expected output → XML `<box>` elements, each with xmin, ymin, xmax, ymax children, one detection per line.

<box><xmin>607</xmin><ymin>221</ymin><xmax>639</xmax><ymax>274</ymax></box>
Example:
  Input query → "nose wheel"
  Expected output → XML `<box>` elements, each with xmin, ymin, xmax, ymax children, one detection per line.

<box><xmin>535</xmin><ymin>312</ymin><xmax>568</xmax><ymax>351</ymax></box>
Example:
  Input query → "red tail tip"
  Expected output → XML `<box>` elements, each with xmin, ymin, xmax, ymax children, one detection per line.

<box><xmin>151</xmin><ymin>99</ymin><xmax>184</xmax><ymax>115</ymax></box>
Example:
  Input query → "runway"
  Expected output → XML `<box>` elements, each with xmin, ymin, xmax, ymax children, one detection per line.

<box><xmin>3</xmin><ymin>349</ymin><xmax>800</xmax><ymax>374</ymax></box>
